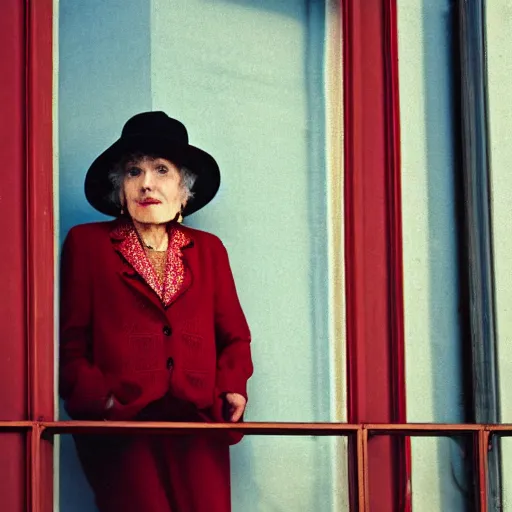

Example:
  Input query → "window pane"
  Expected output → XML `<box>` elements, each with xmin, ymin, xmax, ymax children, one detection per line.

<box><xmin>409</xmin><ymin>436</ymin><xmax>473</xmax><ymax>511</ymax></box>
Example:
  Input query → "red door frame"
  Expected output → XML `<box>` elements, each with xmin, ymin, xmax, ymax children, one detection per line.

<box><xmin>26</xmin><ymin>0</ymin><xmax>55</xmax><ymax>426</ymax></box>
<box><xmin>0</xmin><ymin>1</ymin><xmax>30</xmax><ymax>510</ymax></box>
<box><xmin>0</xmin><ymin>0</ymin><xmax>54</xmax><ymax>510</ymax></box>
<box><xmin>26</xmin><ymin>0</ymin><xmax>55</xmax><ymax>510</ymax></box>
<box><xmin>343</xmin><ymin>1</ymin><xmax>409</xmax><ymax>510</ymax></box>
<box><xmin>1</xmin><ymin>0</ymin><xmax>407</xmax><ymax>510</ymax></box>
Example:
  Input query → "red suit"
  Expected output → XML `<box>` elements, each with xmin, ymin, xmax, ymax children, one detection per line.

<box><xmin>59</xmin><ymin>219</ymin><xmax>253</xmax><ymax>512</ymax></box>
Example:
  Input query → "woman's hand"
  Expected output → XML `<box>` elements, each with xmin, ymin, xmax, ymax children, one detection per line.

<box><xmin>103</xmin><ymin>394</ymin><xmax>118</xmax><ymax>420</ymax></box>
<box><xmin>224</xmin><ymin>393</ymin><xmax>246</xmax><ymax>422</ymax></box>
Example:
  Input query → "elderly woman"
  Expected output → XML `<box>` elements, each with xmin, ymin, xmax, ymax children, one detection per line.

<box><xmin>59</xmin><ymin>111</ymin><xmax>253</xmax><ymax>512</ymax></box>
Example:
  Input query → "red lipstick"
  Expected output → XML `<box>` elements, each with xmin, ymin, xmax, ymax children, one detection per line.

<box><xmin>137</xmin><ymin>198</ymin><xmax>161</xmax><ymax>207</ymax></box>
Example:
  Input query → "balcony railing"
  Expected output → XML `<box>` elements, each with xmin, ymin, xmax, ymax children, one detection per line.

<box><xmin>3</xmin><ymin>420</ymin><xmax>508</xmax><ymax>512</ymax></box>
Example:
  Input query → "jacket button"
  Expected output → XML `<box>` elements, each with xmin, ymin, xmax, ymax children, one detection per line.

<box><xmin>166</xmin><ymin>357</ymin><xmax>174</xmax><ymax>370</ymax></box>
<box><xmin>163</xmin><ymin>326</ymin><xmax>172</xmax><ymax>336</ymax></box>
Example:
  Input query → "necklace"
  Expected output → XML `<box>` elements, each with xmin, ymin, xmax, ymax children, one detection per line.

<box><xmin>142</xmin><ymin>238</ymin><xmax>167</xmax><ymax>251</ymax></box>
<box><xmin>135</xmin><ymin>227</ymin><xmax>168</xmax><ymax>252</ymax></box>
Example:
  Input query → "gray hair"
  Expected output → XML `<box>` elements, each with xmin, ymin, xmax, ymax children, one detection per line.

<box><xmin>107</xmin><ymin>152</ymin><xmax>197</xmax><ymax>212</ymax></box>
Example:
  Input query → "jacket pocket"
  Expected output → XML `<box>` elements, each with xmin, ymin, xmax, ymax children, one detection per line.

<box><xmin>171</xmin><ymin>368</ymin><xmax>215</xmax><ymax>409</ymax></box>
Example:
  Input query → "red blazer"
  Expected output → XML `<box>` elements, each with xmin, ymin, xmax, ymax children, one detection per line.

<box><xmin>59</xmin><ymin>219</ymin><xmax>253</xmax><ymax>428</ymax></box>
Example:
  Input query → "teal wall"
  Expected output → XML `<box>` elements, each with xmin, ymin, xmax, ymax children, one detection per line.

<box><xmin>149</xmin><ymin>1</ymin><xmax>334</xmax><ymax>509</ymax></box>
<box><xmin>58</xmin><ymin>0</ymin><xmax>152</xmax><ymax>510</ymax></box>
<box><xmin>150</xmin><ymin>0</ymin><xmax>329</xmax><ymax>423</ymax></box>
<box><xmin>59</xmin><ymin>0</ymin><xmax>152</xmax><ymax>238</ymax></box>
<box><xmin>398</xmin><ymin>1</ymin><xmax>468</xmax><ymax>510</ymax></box>
<box><xmin>59</xmin><ymin>0</ymin><xmax>339</xmax><ymax>510</ymax></box>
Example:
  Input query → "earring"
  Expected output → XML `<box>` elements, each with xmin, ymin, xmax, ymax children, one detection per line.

<box><xmin>119</xmin><ymin>191</ymin><xmax>126</xmax><ymax>216</ymax></box>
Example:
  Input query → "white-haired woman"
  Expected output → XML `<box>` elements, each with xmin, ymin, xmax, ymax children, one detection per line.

<box><xmin>59</xmin><ymin>112</ymin><xmax>253</xmax><ymax>512</ymax></box>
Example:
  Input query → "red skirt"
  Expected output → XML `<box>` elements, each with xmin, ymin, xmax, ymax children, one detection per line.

<box><xmin>73</xmin><ymin>399</ymin><xmax>232</xmax><ymax>512</ymax></box>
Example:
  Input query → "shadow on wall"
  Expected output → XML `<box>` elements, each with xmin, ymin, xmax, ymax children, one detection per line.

<box><xmin>422</xmin><ymin>0</ymin><xmax>470</xmax><ymax>510</ymax></box>
<box><xmin>304</xmin><ymin>2</ymin><xmax>332</xmax><ymax>508</ymax></box>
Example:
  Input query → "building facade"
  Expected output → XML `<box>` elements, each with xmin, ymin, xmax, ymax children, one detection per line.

<box><xmin>0</xmin><ymin>0</ymin><xmax>510</xmax><ymax>510</ymax></box>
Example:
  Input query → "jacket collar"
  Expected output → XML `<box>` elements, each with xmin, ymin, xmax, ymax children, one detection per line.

<box><xmin>109</xmin><ymin>218</ymin><xmax>193</xmax><ymax>308</ymax></box>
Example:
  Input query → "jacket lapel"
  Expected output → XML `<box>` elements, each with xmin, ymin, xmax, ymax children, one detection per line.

<box><xmin>111</xmin><ymin>220</ymin><xmax>164</xmax><ymax>299</ymax></box>
<box><xmin>162</xmin><ymin>226</ymin><xmax>193</xmax><ymax>307</ymax></box>
<box><xmin>110</xmin><ymin>219</ymin><xmax>194</xmax><ymax>309</ymax></box>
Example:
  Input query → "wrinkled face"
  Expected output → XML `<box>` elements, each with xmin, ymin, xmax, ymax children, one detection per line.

<box><xmin>121</xmin><ymin>156</ymin><xmax>186</xmax><ymax>225</ymax></box>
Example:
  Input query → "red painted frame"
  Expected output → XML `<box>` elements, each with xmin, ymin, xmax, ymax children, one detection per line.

<box><xmin>25</xmin><ymin>0</ymin><xmax>55</xmax><ymax>425</ymax></box>
<box><xmin>25</xmin><ymin>0</ymin><xmax>55</xmax><ymax>510</ymax></box>
<box><xmin>0</xmin><ymin>0</ymin><xmax>54</xmax><ymax>510</ymax></box>
<box><xmin>0</xmin><ymin>420</ymin><xmax>497</xmax><ymax>511</ymax></box>
<box><xmin>342</xmin><ymin>0</ymin><xmax>409</xmax><ymax>510</ymax></box>
<box><xmin>0</xmin><ymin>1</ymin><xmax>29</xmax><ymax>510</ymax></box>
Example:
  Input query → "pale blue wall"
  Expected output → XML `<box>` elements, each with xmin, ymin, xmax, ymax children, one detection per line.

<box><xmin>151</xmin><ymin>0</ymin><xmax>329</xmax><ymax>424</ymax></box>
<box><xmin>398</xmin><ymin>1</ymin><xmax>468</xmax><ymax>510</ymax></box>
<box><xmin>58</xmin><ymin>0</ymin><xmax>152</xmax><ymax>510</ymax></box>
<box><xmin>149</xmin><ymin>1</ymin><xmax>335</xmax><ymax>509</ymax></box>
<box><xmin>59</xmin><ymin>1</ymin><xmax>338</xmax><ymax>510</ymax></box>
<box><xmin>59</xmin><ymin>0</ymin><xmax>152</xmax><ymax>239</ymax></box>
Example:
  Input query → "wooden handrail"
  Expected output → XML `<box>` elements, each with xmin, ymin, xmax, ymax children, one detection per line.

<box><xmin>1</xmin><ymin>420</ymin><xmax>512</xmax><ymax>434</ymax></box>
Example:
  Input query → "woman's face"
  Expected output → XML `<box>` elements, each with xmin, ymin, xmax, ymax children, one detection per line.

<box><xmin>122</xmin><ymin>156</ymin><xmax>186</xmax><ymax>225</ymax></box>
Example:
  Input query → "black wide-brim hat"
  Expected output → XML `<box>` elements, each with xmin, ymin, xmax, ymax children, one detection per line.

<box><xmin>85</xmin><ymin>111</ymin><xmax>221</xmax><ymax>217</ymax></box>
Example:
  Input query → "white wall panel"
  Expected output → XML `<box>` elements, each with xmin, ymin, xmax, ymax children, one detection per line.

<box><xmin>486</xmin><ymin>2</ymin><xmax>512</xmax><ymax>509</ymax></box>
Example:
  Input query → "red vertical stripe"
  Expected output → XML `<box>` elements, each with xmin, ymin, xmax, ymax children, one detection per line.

<box><xmin>383</xmin><ymin>1</ymin><xmax>411</xmax><ymax>510</ymax></box>
<box><xmin>0</xmin><ymin>1</ymin><xmax>30</xmax><ymax>510</ymax></box>
<box><xmin>343</xmin><ymin>1</ymin><xmax>408</xmax><ymax>510</ymax></box>
<box><xmin>0</xmin><ymin>0</ymin><xmax>29</xmax><ymax>423</ymax></box>
<box><xmin>25</xmin><ymin>0</ymin><xmax>54</xmax><ymax>422</ymax></box>
<box><xmin>25</xmin><ymin>0</ymin><xmax>55</xmax><ymax>510</ymax></box>
<box><xmin>0</xmin><ymin>0</ymin><xmax>54</xmax><ymax>510</ymax></box>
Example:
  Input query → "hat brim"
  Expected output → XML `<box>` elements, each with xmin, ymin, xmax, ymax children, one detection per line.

<box><xmin>84</xmin><ymin>135</ymin><xmax>220</xmax><ymax>217</ymax></box>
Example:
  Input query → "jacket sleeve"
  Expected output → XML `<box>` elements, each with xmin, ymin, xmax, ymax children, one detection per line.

<box><xmin>213</xmin><ymin>239</ymin><xmax>253</xmax><ymax>401</ymax></box>
<box><xmin>59</xmin><ymin>227</ymin><xmax>110</xmax><ymax>419</ymax></box>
